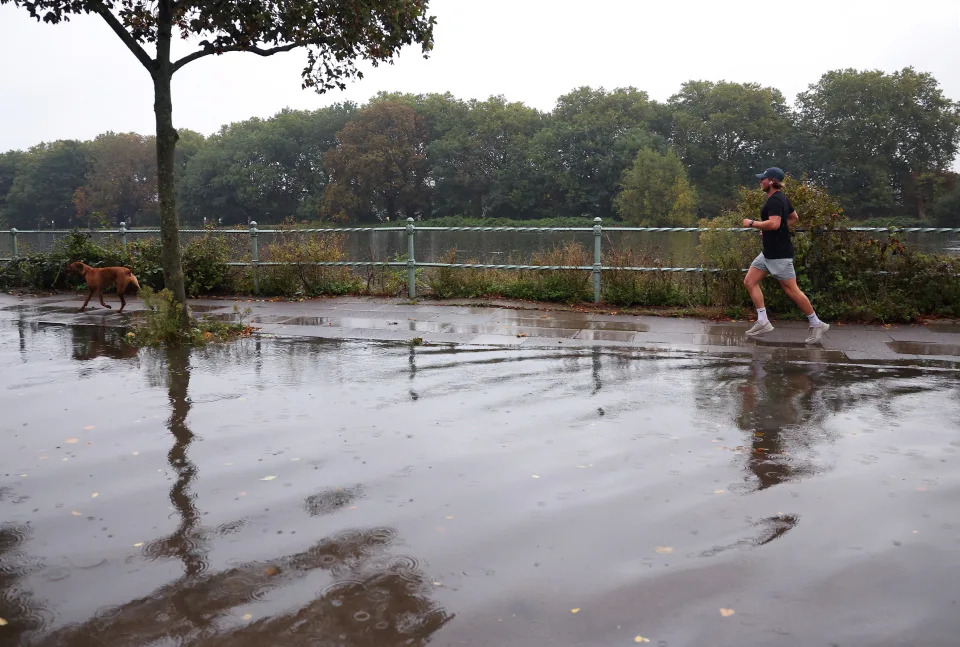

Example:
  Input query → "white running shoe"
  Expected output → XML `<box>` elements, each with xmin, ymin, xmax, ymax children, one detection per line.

<box><xmin>745</xmin><ymin>320</ymin><xmax>774</xmax><ymax>337</ymax></box>
<box><xmin>804</xmin><ymin>322</ymin><xmax>830</xmax><ymax>345</ymax></box>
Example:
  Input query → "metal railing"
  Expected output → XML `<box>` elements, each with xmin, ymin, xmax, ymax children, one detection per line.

<box><xmin>3</xmin><ymin>219</ymin><xmax>960</xmax><ymax>303</ymax></box>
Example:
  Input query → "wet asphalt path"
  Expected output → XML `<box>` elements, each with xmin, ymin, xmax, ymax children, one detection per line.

<box><xmin>1</xmin><ymin>293</ymin><xmax>959</xmax><ymax>647</ymax></box>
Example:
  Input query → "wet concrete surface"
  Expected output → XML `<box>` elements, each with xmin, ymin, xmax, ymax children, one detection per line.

<box><xmin>3</xmin><ymin>293</ymin><xmax>959</xmax><ymax>367</ymax></box>
<box><xmin>1</xmin><ymin>294</ymin><xmax>960</xmax><ymax>646</ymax></box>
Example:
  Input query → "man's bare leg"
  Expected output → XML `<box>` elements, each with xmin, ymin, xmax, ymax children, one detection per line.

<box><xmin>779</xmin><ymin>278</ymin><xmax>830</xmax><ymax>344</ymax></box>
<box><xmin>744</xmin><ymin>267</ymin><xmax>767</xmax><ymax>310</ymax></box>
<box><xmin>778</xmin><ymin>278</ymin><xmax>813</xmax><ymax>315</ymax></box>
<box><xmin>743</xmin><ymin>267</ymin><xmax>774</xmax><ymax>336</ymax></box>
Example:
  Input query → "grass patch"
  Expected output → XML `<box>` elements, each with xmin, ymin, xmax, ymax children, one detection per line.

<box><xmin>127</xmin><ymin>287</ymin><xmax>254</xmax><ymax>347</ymax></box>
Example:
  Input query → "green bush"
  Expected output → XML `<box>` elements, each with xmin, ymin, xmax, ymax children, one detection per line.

<box><xmin>0</xmin><ymin>230</ymin><xmax>235</xmax><ymax>298</ymax></box>
<box><xmin>0</xmin><ymin>231</ymin><xmax>126</xmax><ymax>291</ymax></box>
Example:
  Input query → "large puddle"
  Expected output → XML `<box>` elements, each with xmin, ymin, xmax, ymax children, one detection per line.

<box><xmin>2</xmin><ymin>321</ymin><xmax>960</xmax><ymax>646</ymax></box>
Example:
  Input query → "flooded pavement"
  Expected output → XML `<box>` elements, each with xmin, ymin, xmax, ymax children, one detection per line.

<box><xmin>1</xmin><ymin>298</ymin><xmax>960</xmax><ymax>646</ymax></box>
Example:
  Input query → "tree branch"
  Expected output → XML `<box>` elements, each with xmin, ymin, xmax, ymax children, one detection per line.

<box><xmin>90</xmin><ymin>2</ymin><xmax>155</xmax><ymax>75</ymax></box>
<box><xmin>172</xmin><ymin>42</ymin><xmax>301</xmax><ymax>74</ymax></box>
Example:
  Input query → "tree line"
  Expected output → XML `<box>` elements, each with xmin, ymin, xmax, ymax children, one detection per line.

<box><xmin>2</xmin><ymin>66</ymin><xmax>959</xmax><ymax>229</ymax></box>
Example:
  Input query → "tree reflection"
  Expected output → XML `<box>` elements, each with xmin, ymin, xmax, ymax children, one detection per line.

<box><xmin>42</xmin><ymin>526</ymin><xmax>451</xmax><ymax>646</ymax></box>
<box><xmin>39</xmin><ymin>344</ymin><xmax>451</xmax><ymax>646</ymax></box>
<box><xmin>143</xmin><ymin>346</ymin><xmax>208</xmax><ymax>578</ymax></box>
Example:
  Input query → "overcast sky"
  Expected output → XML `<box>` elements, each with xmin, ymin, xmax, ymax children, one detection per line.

<box><xmin>2</xmin><ymin>0</ymin><xmax>960</xmax><ymax>154</ymax></box>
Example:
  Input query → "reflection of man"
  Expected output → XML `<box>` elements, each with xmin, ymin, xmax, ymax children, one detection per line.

<box><xmin>736</xmin><ymin>360</ymin><xmax>820</xmax><ymax>490</ymax></box>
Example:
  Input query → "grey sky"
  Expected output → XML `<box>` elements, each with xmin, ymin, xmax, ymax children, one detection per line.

<box><xmin>2</xmin><ymin>0</ymin><xmax>960</xmax><ymax>154</ymax></box>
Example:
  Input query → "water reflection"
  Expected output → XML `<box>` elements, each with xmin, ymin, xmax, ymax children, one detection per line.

<box><xmin>736</xmin><ymin>360</ymin><xmax>826</xmax><ymax>491</ymax></box>
<box><xmin>43</xmin><ymin>526</ymin><xmax>452</xmax><ymax>646</ymax></box>
<box><xmin>143</xmin><ymin>346</ymin><xmax>208</xmax><ymax>578</ymax></box>
<box><xmin>0</xmin><ymin>523</ymin><xmax>45</xmax><ymax>645</ymax></box>
<box><xmin>71</xmin><ymin>326</ymin><xmax>140</xmax><ymax>361</ymax></box>
<box><xmin>35</xmin><ymin>341</ymin><xmax>451</xmax><ymax>646</ymax></box>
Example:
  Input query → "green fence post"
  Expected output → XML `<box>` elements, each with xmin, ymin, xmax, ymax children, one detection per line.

<box><xmin>119</xmin><ymin>221</ymin><xmax>127</xmax><ymax>250</ymax></box>
<box><xmin>250</xmin><ymin>220</ymin><xmax>260</xmax><ymax>295</ymax></box>
<box><xmin>406</xmin><ymin>217</ymin><xmax>417</xmax><ymax>299</ymax></box>
<box><xmin>10</xmin><ymin>228</ymin><xmax>18</xmax><ymax>259</ymax></box>
<box><xmin>593</xmin><ymin>217</ymin><xmax>602</xmax><ymax>303</ymax></box>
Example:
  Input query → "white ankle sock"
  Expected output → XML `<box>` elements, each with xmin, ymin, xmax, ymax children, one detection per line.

<box><xmin>807</xmin><ymin>312</ymin><xmax>822</xmax><ymax>327</ymax></box>
<box><xmin>756</xmin><ymin>307</ymin><xmax>768</xmax><ymax>323</ymax></box>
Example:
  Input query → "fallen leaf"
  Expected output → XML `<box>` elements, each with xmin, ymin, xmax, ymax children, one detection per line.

<box><xmin>714</xmin><ymin>489</ymin><xmax>725</xmax><ymax>494</ymax></box>
<box><xmin>634</xmin><ymin>636</ymin><xmax>651</xmax><ymax>644</ymax></box>
<box><xmin>133</xmin><ymin>542</ymin><xmax>144</xmax><ymax>547</ymax></box>
<box><xmin>65</xmin><ymin>438</ymin><xmax>79</xmax><ymax>444</ymax></box>
<box><xmin>570</xmin><ymin>608</ymin><xmax>580</xmax><ymax>613</ymax></box>
<box><xmin>0</xmin><ymin>617</ymin><xmax>7</xmax><ymax>626</ymax></box>
<box><xmin>83</xmin><ymin>426</ymin><xmax>95</xmax><ymax>431</ymax></box>
<box><xmin>260</xmin><ymin>475</ymin><xmax>277</xmax><ymax>481</ymax></box>
<box><xmin>71</xmin><ymin>511</ymin><xmax>82</xmax><ymax>516</ymax></box>
<box><xmin>132</xmin><ymin>451</ymin><xmax>139</xmax><ymax>456</ymax></box>
<box><xmin>263</xmin><ymin>566</ymin><xmax>280</xmax><ymax>577</ymax></box>
<box><xmin>531</xmin><ymin>474</ymin><xmax>540</xmax><ymax>479</ymax></box>
<box><xmin>655</xmin><ymin>546</ymin><xmax>674</xmax><ymax>554</ymax></box>
<box><xmin>720</xmin><ymin>608</ymin><xmax>735</xmax><ymax>617</ymax></box>
<box><xmin>445</xmin><ymin>515</ymin><xmax>455</xmax><ymax>520</ymax></box>
<box><xmin>91</xmin><ymin>492</ymin><xmax>99</xmax><ymax>498</ymax></box>
<box><xmin>242</xmin><ymin>613</ymin><xmax>253</xmax><ymax>621</ymax></box>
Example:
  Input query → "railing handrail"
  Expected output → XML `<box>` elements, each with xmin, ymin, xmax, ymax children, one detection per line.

<box><xmin>3</xmin><ymin>225</ymin><xmax>960</xmax><ymax>235</ymax></box>
<box><xmin>3</xmin><ymin>219</ymin><xmax>959</xmax><ymax>302</ymax></box>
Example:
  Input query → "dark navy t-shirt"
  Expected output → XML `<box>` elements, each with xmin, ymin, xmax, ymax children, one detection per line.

<box><xmin>760</xmin><ymin>191</ymin><xmax>794</xmax><ymax>259</ymax></box>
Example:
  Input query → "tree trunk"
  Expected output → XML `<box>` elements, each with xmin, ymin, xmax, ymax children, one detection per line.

<box><xmin>154</xmin><ymin>1</ymin><xmax>189</xmax><ymax>328</ymax></box>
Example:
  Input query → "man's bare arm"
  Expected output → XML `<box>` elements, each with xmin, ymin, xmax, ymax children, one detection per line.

<box><xmin>787</xmin><ymin>211</ymin><xmax>799</xmax><ymax>226</ymax></box>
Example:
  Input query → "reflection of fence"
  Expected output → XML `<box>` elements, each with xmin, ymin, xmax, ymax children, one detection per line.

<box><xmin>3</xmin><ymin>220</ymin><xmax>960</xmax><ymax>303</ymax></box>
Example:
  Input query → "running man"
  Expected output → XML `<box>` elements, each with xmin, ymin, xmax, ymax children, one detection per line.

<box><xmin>741</xmin><ymin>167</ymin><xmax>829</xmax><ymax>344</ymax></box>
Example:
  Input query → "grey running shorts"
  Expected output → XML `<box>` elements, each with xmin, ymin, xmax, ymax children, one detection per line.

<box><xmin>750</xmin><ymin>253</ymin><xmax>796</xmax><ymax>281</ymax></box>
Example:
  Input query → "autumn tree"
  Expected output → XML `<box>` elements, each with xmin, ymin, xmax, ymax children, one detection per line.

<box><xmin>321</xmin><ymin>102</ymin><xmax>430</xmax><ymax>223</ymax></box>
<box><xmin>76</xmin><ymin>132</ymin><xmax>158</xmax><ymax>226</ymax></box>
<box><xmin>2</xmin><ymin>0</ymin><xmax>434</xmax><ymax>325</ymax></box>
<box><xmin>179</xmin><ymin>105</ymin><xmax>355</xmax><ymax>225</ymax></box>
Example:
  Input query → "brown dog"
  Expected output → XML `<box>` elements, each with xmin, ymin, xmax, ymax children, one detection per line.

<box><xmin>67</xmin><ymin>261</ymin><xmax>141</xmax><ymax>313</ymax></box>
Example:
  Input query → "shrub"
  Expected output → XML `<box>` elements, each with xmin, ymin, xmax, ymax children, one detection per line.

<box><xmin>603</xmin><ymin>246</ymin><xmax>702</xmax><ymax>307</ymax></box>
<box><xmin>131</xmin><ymin>286</ymin><xmax>251</xmax><ymax>346</ymax></box>
<box><xmin>259</xmin><ymin>230</ymin><xmax>360</xmax><ymax>296</ymax></box>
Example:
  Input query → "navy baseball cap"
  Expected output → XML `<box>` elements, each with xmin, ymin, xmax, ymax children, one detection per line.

<box><xmin>756</xmin><ymin>167</ymin><xmax>785</xmax><ymax>181</ymax></box>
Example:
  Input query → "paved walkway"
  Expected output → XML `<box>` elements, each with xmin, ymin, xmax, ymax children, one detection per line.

<box><xmin>2</xmin><ymin>292</ymin><xmax>959</xmax><ymax>367</ymax></box>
